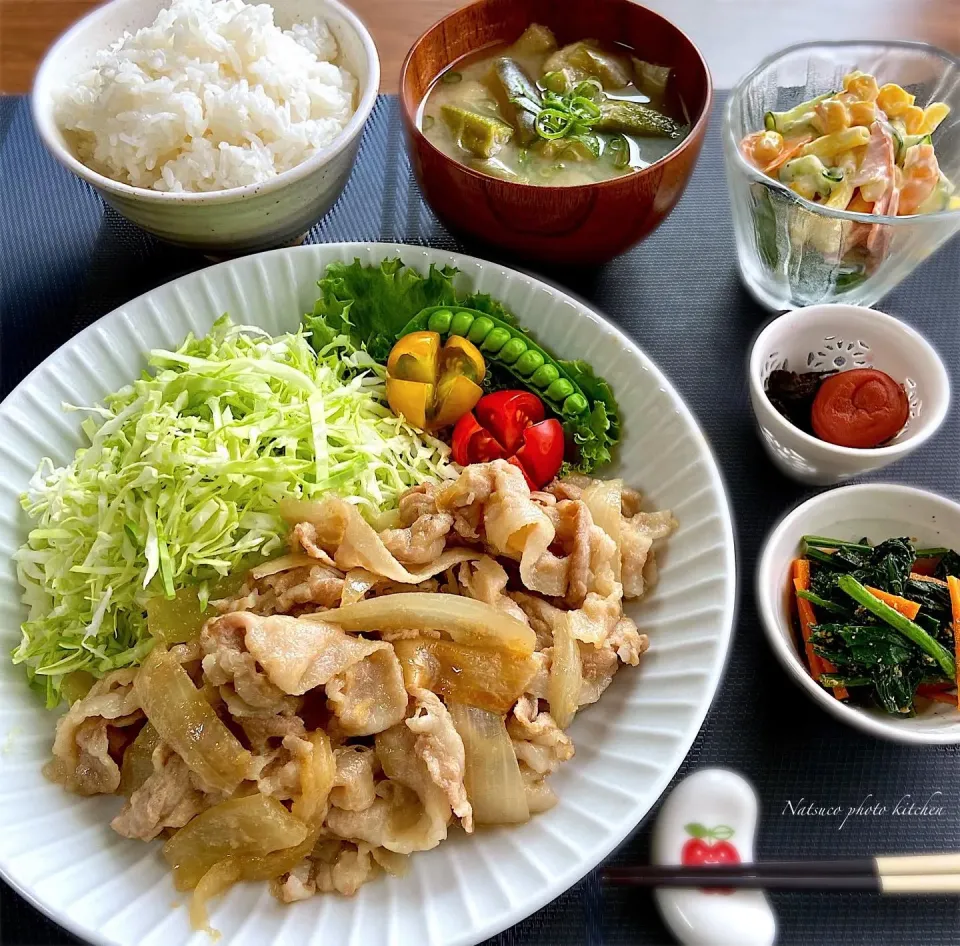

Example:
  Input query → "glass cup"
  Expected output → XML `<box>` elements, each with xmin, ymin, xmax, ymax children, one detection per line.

<box><xmin>723</xmin><ymin>41</ymin><xmax>960</xmax><ymax>311</ymax></box>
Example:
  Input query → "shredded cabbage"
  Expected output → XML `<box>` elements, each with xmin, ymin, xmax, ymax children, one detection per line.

<box><xmin>14</xmin><ymin>316</ymin><xmax>456</xmax><ymax>706</ymax></box>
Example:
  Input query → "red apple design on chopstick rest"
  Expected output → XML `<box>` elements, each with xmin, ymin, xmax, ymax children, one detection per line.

<box><xmin>682</xmin><ymin>823</ymin><xmax>739</xmax><ymax>894</ymax></box>
<box><xmin>653</xmin><ymin>769</ymin><xmax>776</xmax><ymax>945</ymax></box>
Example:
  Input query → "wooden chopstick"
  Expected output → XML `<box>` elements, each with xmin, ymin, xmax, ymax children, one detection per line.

<box><xmin>603</xmin><ymin>853</ymin><xmax>960</xmax><ymax>893</ymax></box>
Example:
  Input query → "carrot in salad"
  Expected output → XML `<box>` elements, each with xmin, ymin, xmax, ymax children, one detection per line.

<box><xmin>763</xmin><ymin>135</ymin><xmax>813</xmax><ymax>175</ymax></box>
<box><xmin>948</xmin><ymin>576</ymin><xmax>960</xmax><ymax>709</ymax></box>
<box><xmin>863</xmin><ymin>586</ymin><xmax>921</xmax><ymax>621</ymax></box>
<box><xmin>847</xmin><ymin>190</ymin><xmax>874</xmax><ymax>213</ymax></box>
<box><xmin>792</xmin><ymin>559</ymin><xmax>848</xmax><ymax>699</ymax></box>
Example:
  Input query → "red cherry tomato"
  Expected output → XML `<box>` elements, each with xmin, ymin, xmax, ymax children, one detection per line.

<box><xmin>451</xmin><ymin>391</ymin><xmax>564</xmax><ymax>488</ymax></box>
<box><xmin>506</xmin><ymin>455</ymin><xmax>537</xmax><ymax>490</ymax></box>
<box><xmin>811</xmin><ymin>368</ymin><xmax>908</xmax><ymax>448</ymax></box>
<box><xmin>514</xmin><ymin>419</ymin><xmax>565</xmax><ymax>490</ymax></box>
<box><xmin>451</xmin><ymin>413</ymin><xmax>505</xmax><ymax>466</ymax></box>
<box><xmin>475</xmin><ymin>390</ymin><xmax>545</xmax><ymax>454</ymax></box>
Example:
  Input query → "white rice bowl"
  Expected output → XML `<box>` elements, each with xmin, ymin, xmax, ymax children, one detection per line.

<box><xmin>55</xmin><ymin>0</ymin><xmax>358</xmax><ymax>193</ymax></box>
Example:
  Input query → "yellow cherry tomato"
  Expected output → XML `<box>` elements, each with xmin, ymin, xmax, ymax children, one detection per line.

<box><xmin>432</xmin><ymin>374</ymin><xmax>484</xmax><ymax>428</ymax></box>
<box><xmin>439</xmin><ymin>335</ymin><xmax>486</xmax><ymax>385</ymax></box>
<box><xmin>386</xmin><ymin>331</ymin><xmax>441</xmax><ymax>383</ymax></box>
<box><xmin>385</xmin><ymin>332</ymin><xmax>486</xmax><ymax>430</ymax></box>
<box><xmin>386</xmin><ymin>377</ymin><xmax>434</xmax><ymax>429</ymax></box>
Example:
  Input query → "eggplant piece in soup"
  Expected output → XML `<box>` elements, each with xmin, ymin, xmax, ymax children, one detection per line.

<box><xmin>419</xmin><ymin>24</ymin><xmax>690</xmax><ymax>186</ymax></box>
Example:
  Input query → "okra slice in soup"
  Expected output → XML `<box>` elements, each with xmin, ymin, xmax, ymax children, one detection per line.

<box><xmin>440</xmin><ymin>105</ymin><xmax>514</xmax><ymax>158</ymax></box>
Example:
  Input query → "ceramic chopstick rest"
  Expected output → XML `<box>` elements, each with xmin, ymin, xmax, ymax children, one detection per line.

<box><xmin>652</xmin><ymin>768</ymin><xmax>776</xmax><ymax>946</ymax></box>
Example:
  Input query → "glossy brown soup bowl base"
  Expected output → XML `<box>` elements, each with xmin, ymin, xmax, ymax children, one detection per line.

<box><xmin>400</xmin><ymin>0</ymin><xmax>713</xmax><ymax>265</ymax></box>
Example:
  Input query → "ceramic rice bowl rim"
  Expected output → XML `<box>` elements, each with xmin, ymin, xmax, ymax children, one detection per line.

<box><xmin>30</xmin><ymin>0</ymin><xmax>381</xmax><ymax>204</ymax></box>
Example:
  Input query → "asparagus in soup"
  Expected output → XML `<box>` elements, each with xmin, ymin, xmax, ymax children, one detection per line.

<box><xmin>418</xmin><ymin>24</ymin><xmax>690</xmax><ymax>186</ymax></box>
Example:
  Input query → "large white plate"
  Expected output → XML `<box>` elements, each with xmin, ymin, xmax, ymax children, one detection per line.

<box><xmin>0</xmin><ymin>244</ymin><xmax>735</xmax><ymax>946</ymax></box>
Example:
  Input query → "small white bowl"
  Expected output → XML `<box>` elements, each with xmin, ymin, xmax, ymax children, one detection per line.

<box><xmin>757</xmin><ymin>483</ymin><xmax>960</xmax><ymax>744</ymax></box>
<box><xmin>31</xmin><ymin>0</ymin><xmax>380</xmax><ymax>254</ymax></box>
<box><xmin>749</xmin><ymin>304</ymin><xmax>950</xmax><ymax>485</ymax></box>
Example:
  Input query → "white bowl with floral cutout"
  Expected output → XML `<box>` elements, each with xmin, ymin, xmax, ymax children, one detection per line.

<box><xmin>748</xmin><ymin>304</ymin><xmax>950</xmax><ymax>485</ymax></box>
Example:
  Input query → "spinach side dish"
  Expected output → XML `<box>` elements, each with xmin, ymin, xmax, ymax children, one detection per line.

<box><xmin>792</xmin><ymin>535</ymin><xmax>960</xmax><ymax>716</ymax></box>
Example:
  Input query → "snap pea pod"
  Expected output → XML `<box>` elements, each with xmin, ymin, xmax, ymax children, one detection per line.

<box><xmin>397</xmin><ymin>306</ymin><xmax>590</xmax><ymax>420</ymax></box>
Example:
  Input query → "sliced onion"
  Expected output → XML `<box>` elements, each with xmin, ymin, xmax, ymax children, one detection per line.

<box><xmin>135</xmin><ymin>647</ymin><xmax>251</xmax><ymax>793</ymax></box>
<box><xmin>119</xmin><ymin>722</ymin><xmax>161</xmax><ymax>797</ymax></box>
<box><xmin>280</xmin><ymin>496</ymin><xmax>478</xmax><ymax>583</ymax></box>
<box><xmin>146</xmin><ymin>586</ymin><xmax>208</xmax><ymax>646</ymax></box>
<box><xmin>317</xmin><ymin>593</ymin><xmax>536</xmax><ymax>655</ymax></box>
<box><xmin>291</xmin><ymin>731</ymin><xmax>336</xmax><ymax>826</ymax></box>
<box><xmin>237</xmin><ymin>827</ymin><xmax>318</xmax><ymax>881</ymax></box>
<box><xmin>189</xmin><ymin>857</ymin><xmax>241</xmax><ymax>934</ymax></box>
<box><xmin>341</xmin><ymin>568</ymin><xmax>379</xmax><ymax>606</ymax></box>
<box><xmin>163</xmin><ymin>793</ymin><xmax>308</xmax><ymax>891</ymax></box>
<box><xmin>250</xmin><ymin>553</ymin><xmax>318</xmax><ymax>580</ymax></box>
<box><xmin>547</xmin><ymin>616</ymin><xmax>582</xmax><ymax>729</ymax></box>
<box><xmin>188</xmin><ymin>829</ymin><xmax>320</xmax><ymax>932</ymax></box>
<box><xmin>521</xmin><ymin>767</ymin><xmax>559</xmax><ymax>814</ymax></box>
<box><xmin>582</xmin><ymin>478</ymin><xmax>622</xmax><ymax>580</ymax></box>
<box><xmin>448</xmin><ymin>703</ymin><xmax>530</xmax><ymax>825</ymax></box>
<box><xmin>393</xmin><ymin>638</ymin><xmax>536</xmax><ymax>714</ymax></box>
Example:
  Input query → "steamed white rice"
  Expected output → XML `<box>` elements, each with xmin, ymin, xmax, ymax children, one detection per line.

<box><xmin>56</xmin><ymin>0</ymin><xmax>358</xmax><ymax>192</ymax></box>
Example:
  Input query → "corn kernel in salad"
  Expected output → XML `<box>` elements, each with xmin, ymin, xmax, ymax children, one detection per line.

<box><xmin>754</xmin><ymin>130</ymin><xmax>784</xmax><ymax>164</ymax></box>
<box><xmin>919</xmin><ymin>102</ymin><xmax>951</xmax><ymax>135</ymax></box>
<box><xmin>843</xmin><ymin>70</ymin><xmax>879</xmax><ymax>102</ymax></box>
<box><xmin>876</xmin><ymin>83</ymin><xmax>915</xmax><ymax>118</ymax></box>
<box><xmin>901</xmin><ymin>105</ymin><xmax>926</xmax><ymax>134</ymax></box>
<box><xmin>815</xmin><ymin>99</ymin><xmax>850</xmax><ymax>134</ymax></box>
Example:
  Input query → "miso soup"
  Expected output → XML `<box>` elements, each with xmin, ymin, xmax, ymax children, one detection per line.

<box><xmin>418</xmin><ymin>24</ymin><xmax>690</xmax><ymax>186</ymax></box>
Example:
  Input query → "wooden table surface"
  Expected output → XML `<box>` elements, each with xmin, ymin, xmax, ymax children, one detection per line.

<box><xmin>1</xmin><ymin>0</ymin><xmax>959</xmax><ymax>94</ymax></box>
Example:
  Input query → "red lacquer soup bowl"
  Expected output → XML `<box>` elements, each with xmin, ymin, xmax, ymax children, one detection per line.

<box><xmin>400</xmin><ymin>0</ymin><xmax>713</xmax><ymax>264</ymax></box>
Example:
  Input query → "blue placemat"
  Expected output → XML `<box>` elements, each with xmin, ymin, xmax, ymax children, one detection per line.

<box><xmin>1</xmin><ymin>92</ymin><xmax>959</xmax><ymax>946</ymax></box>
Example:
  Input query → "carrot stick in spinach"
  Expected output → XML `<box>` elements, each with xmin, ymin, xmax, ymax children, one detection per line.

<box><xmin>948</xmin><ymin>576</ymin><xmax>960</xmax><ymax>708</ymax></box>
<box><xmin>863</xmin><ymin>586</ymin><xmax>921</xmax><ymax>621</ymax></box>
<box><xmin>837</xmin><ymin>574</ymin><xmax>957</xmax><ymax>678</ymax></box>
<box><xmin>793</xmin><ymin>559</ymin><xmax>846</xmax><ymax>698</ymax></box>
